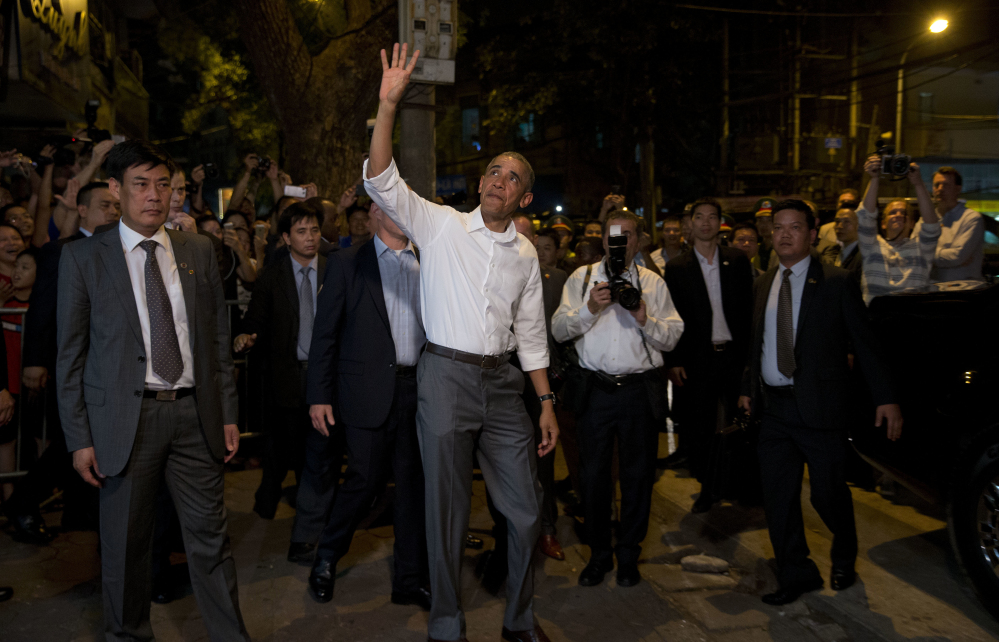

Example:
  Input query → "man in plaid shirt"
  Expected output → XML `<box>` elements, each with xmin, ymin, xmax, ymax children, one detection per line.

<box><xmin>855</xmin><ymin>155</ymin><xmax>940</xmax><ymax>305</ymax></box>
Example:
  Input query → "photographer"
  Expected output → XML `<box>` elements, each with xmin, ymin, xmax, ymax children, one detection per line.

<box><xmin>857</xmin><ymin>155</ymin><xmax>939</xmax><ymax>304</ymax></box>
<box><xmin>551</xmin><ymin>210</ymin><xmax>683</xmax><ymax>589</ymax></box>
<box><xmin>915</xmin><ymin>166</ymin><xmax>984</xmax><ymax>282</ymax></box>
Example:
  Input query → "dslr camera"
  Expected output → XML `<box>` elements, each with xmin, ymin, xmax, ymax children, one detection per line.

<box><xmin>876</xmin><ymin>139</ymin><xmax>911</xmax><ymax>179</ymax></box>
<box><xmin>606</xmin><ymin>231</ymin><xmax>641</xmax><ymax>311</ymax></box>
<box><xmin>84</xmin><ymin>99</ymin><xmax>112</xmax><ymax>144</ymax></box>
<box><xmin>252</xmin><ymin>155</ymin><xmax>272</xmax><ymax>178</ymax></box>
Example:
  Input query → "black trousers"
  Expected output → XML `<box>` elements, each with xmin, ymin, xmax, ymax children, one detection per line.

<box><xmin>254</xmin><ymin>363</ymin><xmax>311</xmax><ymax>518</ymax></box>
<box><xmin>315</xmin><ymin>373</ymin><xmax>427</xmax><ymax>593</ymax></box>
<box><xmin>577</xmin><ymin>377</ymin><xmax>658</xmax><ymax>566</ymax></box>
<box><xmin>758</xmin><ymin>387</ymin><xmax>858</xmax><ymax>588</ymax></box>
<box><xmin>673</xmin><ymin>348</ymin><xmax>739</xmax><ymax>483</ymax></box>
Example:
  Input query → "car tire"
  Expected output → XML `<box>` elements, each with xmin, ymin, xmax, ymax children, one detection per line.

<box><xmin>948</xmin><ymin>436</ymin><xmax>999</xmax><ymax>621</ymax></box>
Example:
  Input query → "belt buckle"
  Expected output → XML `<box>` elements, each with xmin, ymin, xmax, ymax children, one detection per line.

<box><xmin>481</xmin><ymin>355</ymin><xmax>497</xmax><ymax>369</ymax></box>
<box><xmin>713</xmin><ymin>343</ymin><xmax>726</xmax><ymax>352</ymax></box>
<box><xmin>156</xmin><ymin>390</ymin><xmax>177</xmax><ymax>401</ymax></box>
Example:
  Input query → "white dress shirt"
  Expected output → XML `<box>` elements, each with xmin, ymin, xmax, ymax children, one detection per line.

<box><xmin>761</xmin><ymin>254</ymin><xmax>810</xmax><ymax>387</ymax></box>
<box><xmin>551</xmin><ymin>260</ymin><xmax>684</xmax><ymax>375</ymax></box>
<box><xmin>118</xmin><ymin>220</ymin><xmax>195</xmax><ymax>390</ymax></box>
<box><xmin>374</xmin><ymin>235</ymin><xmax>426</xmax><ymax>367</ymax></box>
<box><xmin>364</xmin><ymin>159</ymin><xmax>549</xmax><ymax>371</ymax></box>
<box><xmin>79</xmin><ymin>227</ymin><xmax>93</xmax><ymax>238</ymax></box>
<box><xmin>291</xmin><ymin>253</ymin><xmax>318</xmax><ymax>360</ymax></box>
<box><xmin>694</xmin><ymin>246</ymin><xmax>733</xmax><ymax>343</ymax></box>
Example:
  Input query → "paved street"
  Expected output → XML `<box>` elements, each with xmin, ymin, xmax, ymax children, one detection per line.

<box><xmin>2</xmin><ymin>436</ymin><xmax>999</xmax><ymax>641</ymax></box>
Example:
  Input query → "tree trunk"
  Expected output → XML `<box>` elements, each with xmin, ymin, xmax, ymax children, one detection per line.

<box><xmin>231</xmin><ymin>0</ymin><xmax>395</xmax><ymax>196</ymax></box>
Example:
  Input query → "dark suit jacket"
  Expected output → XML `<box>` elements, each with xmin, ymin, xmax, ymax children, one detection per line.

<box><xmin>742</xmin><ymin>255</ymin><xmax>894</xmax><ymax>431</ymax></box>
<box><xmin>663</xmin><ymin>246</ymin><xmax>753</xmax><ymax>373</ymax></box>
<box><xmin>56</xmin><ymin>227</ymin><xmax>239</xmax><ymax>476</ymax></box>
<box><xmin>241</xmin><ymin>253</ymin><xmax>326</xmax><ymax>408</ymax></box>
<box><xmin>307</xmin><ymin>239</ymin><xmax>420</xmax><ymax>429</ymax></box>
<box><xmin>23</xmin><ymin>231</ymin><xmax>87</xmax><ymax>371</ymax></box>
<box><xmin>839</xmin><ymin>243</ymin><xmax>863</xmax><ymax>286</ymax></box>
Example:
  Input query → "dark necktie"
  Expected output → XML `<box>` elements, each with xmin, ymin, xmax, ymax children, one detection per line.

<box><xmin>139</xmin><ymin>240</ymin><xmax>184</xmax><ymax>384</ymax></box>
<box><xmin>777</xmin><ymin>268</ymin><xmax>796</xmax><ymax>378</ymax></box>
<box><xmin>299</xmin><ymin>265</ymin><xmax>314</xmax><ymax>358</ymax></box>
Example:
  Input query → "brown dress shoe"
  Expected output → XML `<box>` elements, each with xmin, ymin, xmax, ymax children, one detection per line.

<box><xmin>538</xmin><ymin>534</ymin><xmax>565</xmax><ymax>560</ymax></box>
<box><xmin>502</xmin><ymin>624</ymin><xmax>551</xmax><ymax>642</ymax></box>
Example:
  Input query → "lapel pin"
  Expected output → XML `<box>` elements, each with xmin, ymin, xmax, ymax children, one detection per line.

<box><xmin>189</xmin><ymin>269</ymin><xmax>194</xmax><ymax>275</ymax></box>
<box><xmin>723</xmin><ymin>261</ymin><xmax>729</xmax><ymax>266</ymax></box>
<box><xmin>808</xmin><ymin>278</ymin><xmax>817</xmax><ymax>284</ymax></box>
<box><xmin>180</xmin><ymin>263</ymin><xmax>187</xmax><ymax>268</ymax></box>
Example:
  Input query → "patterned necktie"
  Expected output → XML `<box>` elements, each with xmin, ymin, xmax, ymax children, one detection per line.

<box><xmin>139</xmin><ymin>240</ymin><xmax>184</xmax><ymax>384</ymax></box>
<box><xmin>777</xmin><ymin>268</ymin><xmax>796</xmax><ymax>378</ymax></box>
<box><xmin>298</xmin><ymin>265</ymin><xmax>314</xmax><ymax>358</ymax></box>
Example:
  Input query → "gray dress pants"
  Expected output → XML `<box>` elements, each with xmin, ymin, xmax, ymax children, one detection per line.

<box><xmin>417</xmin><ymin>351</ymin><xmax>542</xmax><ymax>641</ymax></box>
<box><xmin>99</xmin><ymin>395</ymin><xmax>248</xmax><ymax>641</ymax></box>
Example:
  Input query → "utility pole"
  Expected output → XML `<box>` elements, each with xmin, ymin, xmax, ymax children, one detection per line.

<box><xmin>400</xmin><ymin>87</ymin><xmax>437</xmax><ymax>199</ymax></box>
<box><xmin>792</xmin><ymin>22</ymin><xmax>801</xmax><ymax>174</ymax></box>
<box><xmin>849</xmin><ymin>20</ymin><xmax>860</xmax><ymax>169</ymax></box>
<box><xmin>719</xmin><ymin>17</ymin><xmax>730</xmax><ymax>193</ymax></box>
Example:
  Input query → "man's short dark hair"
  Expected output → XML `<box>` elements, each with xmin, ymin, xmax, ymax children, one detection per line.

<box><xmin>196</xmin><ymin>214</ymin><xmax>220</xmax><ymax>230</ymax></box>
<box><xmin>575</xmin><ymin>236</ymin><xmax>605</xmax><ymax>257</ymax></box>
<box><xmin>17</xmin><ymin>246</ymin><xmax>38</xmax><ymax>263</ymax></box>
<box><xmin>536</xmin><ymin>228</ymin><xmax>560</xmax><ymax>248</ymax></box>
<box><xmin>935</xmin><ymin>166</ymin><xmax>963</xmax><ymax>186</ymax></box>
<box><xmin>583</xmin><ymin>219</ymin><xmax>603</xmax><ymax>231</ymax></box>
<box><xmin>486</xmin><ymin>152</ymin><xmax>535</xmax><ymax>192</ymax></box>
<box><xmin>104</xmin><ymin>140</ymin><xmax>176</xmax><ymax>183</ymax></box>
<box><xmin>661</xmin><ymin>215</ymin><xmax>682</xmax><ymax>227</ymax></box>
<box><xmin>77</xmin><ymin>181</ymin><xmax>110</xmax><ymax>209</ymax></box>
<box><xmin>731</xmin><ymin>221</ymin><xmax>761</xmax><ymax>242</ymax></box>
<box><xmin>689</xmin><ymin>197</ymin><xmax>723</xmax><ymax>219</ymax></box>
<box><xmin>279</xmin><ymin>201</ymin><xmax>324</xmax><ymax>237</ymax></box>
<box><xmin>838</xmin><ymin>188</ymin><xmax>860</xmax><ymax>200</ymax></box>
<box><xmin>772</xmin><ymin>199</ymin><xmax>816</xmax><ymax>230</ymax></box>
<box><xmin>0</xmin><ymin>222</ymin><xmax>23</xmax><ymax>240</ymax></box>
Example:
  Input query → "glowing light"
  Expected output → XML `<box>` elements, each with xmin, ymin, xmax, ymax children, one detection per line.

<box><xmin>929</xmin><ymin>19</ymin><xmax>948</xmax><ymax>33</ymax></box>
<box><xmin>555</xmin><ymin>205</ymin><xmax>563</xmax><ymax>212</ymax></box>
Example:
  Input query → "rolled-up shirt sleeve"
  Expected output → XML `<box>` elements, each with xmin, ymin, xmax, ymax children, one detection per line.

<box><xmin>641</xmin><ymin>273</ymin><xmax>684</xmax><ymax>353</ymax></box>
<box><xmin>551</xmin><ymin>266</ymin><xmax>599</xmax><ymax>342</ymax></box>
<box><xmin>513</xmin><ymin>257</ymin><xmax>549</xmax><ymax>371</ymax></box>
<box><xmin>363</xmin><ymin>158</ymin><xmax>448</xmax><ymax>249</ymax></box>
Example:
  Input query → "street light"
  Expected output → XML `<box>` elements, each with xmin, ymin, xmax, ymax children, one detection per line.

<box><xmin>896</xmin><ymin>18</ymin><xmax>949</xmax><ymax>150</ymax></box>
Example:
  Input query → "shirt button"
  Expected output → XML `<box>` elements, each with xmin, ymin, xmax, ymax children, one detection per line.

<box><xmin>134</xmin><ymin>390</ymin><xmax>142</xmax><ymax>398</ymax></box>
<box><xmin>389</xmin><ymin>363</ymin><xmax>395</xmax><ymax>368</ymax></box>
<box><xmin>138</xmin><ymin>356</ymin><xmax>145</xmax><ymax>363</ymax></box>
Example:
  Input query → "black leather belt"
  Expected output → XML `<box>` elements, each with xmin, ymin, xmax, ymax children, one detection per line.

<box><xmin>763</xmin><ymin>384</ymin><xmax>795</xmax><ymax>396</ymax></box>
<box><xmin>593</xmin><ymin>370</ymin><xmax>648</xmax><ymax>387</ymax></box>
<box><xmin>712</xmin><ymin>342</ymin><xmax>730</xmax><ymax>352</ymax></box>
<box><xmin>144</xmin><ymin>388</ymin><xmax>195</xmax><ymax>401</ymax></box>
<box><xmin>396</xmin><ymin>365</ymin><xmax>417</xmax><ymax>377</ymax></box>
<box><xmin>425</xmin><ymin>342</ymin><xmax>511</xmax><ymax>369</ymax></box>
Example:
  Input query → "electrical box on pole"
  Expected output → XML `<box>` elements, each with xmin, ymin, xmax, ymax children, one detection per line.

<box><xmin>399</xmin><ymin>0</ymin><xmax>457</xmax><ymax>85</ymax></box>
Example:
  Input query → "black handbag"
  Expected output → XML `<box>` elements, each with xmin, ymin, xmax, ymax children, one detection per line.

<box><xmin>705</xmin><ymin>412</ymin><xmax>763</xmax><ymax>504</ymax></box>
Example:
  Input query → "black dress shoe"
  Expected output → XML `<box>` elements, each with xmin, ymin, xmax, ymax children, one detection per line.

<box><xmin>308</xmin><ymin>558</ymin><xmax>335</xmax><ymax>603</ymax></box>
<box><xmin>830</xmin><ymin>568</ymin><xmax>856</xmax><ymax>591</ymax></box>
<box><xmin>0</xmin><ymin>586</ymin><xmax>11</xmax><ymax>602</ymax></box>
<box><xmin>151</xmin><ymin>575</ymin><xmax>175</xmax><ymax>604</ymax></box>
<box><xmin>761</xmin><ymin>578</ymin><xmax>823</xmax><ymax>605</ymax></box>
<box><xmin>578</xmin><ymin>558</ymin><xmax>614</xmax><ymax>587</ymax></box>
<box><xmin>659</xmin><ymin>449</ymin><xmax>688</xmax><ymax>469</ymax></box>
<box><xmin>391</xmin><ymin>587</ymin><xmax>432</xmax><ymax>611</ymax></box>
<box><xmin>691</xmin><ymin>494</ymin><xmax>714</xmax><ymax>514</ymax></box>
<box><xmin>287</xmin><ymin>542</ymin><xmax>315</xmax><ymax>565</ymax></box>
<box><xmin>616</xmin><ymin>563</ymin><xmax>641</xmax><ymax>587</ymax></box>
<box><xmin>465</xmin><ymin>533</ymin><xmax>484</xmax><ymax>549</ymax></box>
<box><xmin>10</xmin><ymin>513</ymin><xmax>52</xmax><ymax>545</ymax></box>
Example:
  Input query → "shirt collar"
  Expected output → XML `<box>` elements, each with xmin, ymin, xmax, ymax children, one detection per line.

<box><xmin>777</xmin><ymin>253</ymin><xmax>811</xmax><ymax>278</ymax></box>
<box><xmin>290</xmin><ymin>252</ymin><xmax>318</xmax><ymax>274</ymax></box>
<box><xmin>694</xmin><ymin>245</ymin><xmax>719</xmax><ymax>267</ymax></box>
<box><xmin>79</xmin><ymin>227</ymin><xmax>93</xmax><ymax>238</ymax></box>
<box><xmin>469</xmin><ymin>208</ymin><xmax>518</xmax><ymax>243</ymax></box>
<box><xmin>841</xmin><ymin>240</ymin><xmax>858</xmax><ymax>257</ymax></box>
<box><xmin>373</xmin><ymin>233</ymin><xmax>415</xmax><ymax>257</ymax></box>
<box><xmin>119</xmin><ymin>219</ymin><xmax>169</xmax><ymax>253</ymax></box>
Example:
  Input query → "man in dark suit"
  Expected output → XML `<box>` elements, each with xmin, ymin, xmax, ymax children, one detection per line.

<box><xmin>234</xmin><ymin>201</ymin><xmax>326</xmax><ymax>525</ymax></box>
<box><xmin>663</xmin><ymin>198</ymin><xmax>753</xmax><ymax>513</ymax></box>
<box><xmin>738</xmin><ymin>199</ymin><xmax>902</xmax><ymax>606</ymax></box>
<box><xmin>57</xmin><ymin>141</ymin><xmax>248</xmax><ymax>640</ymax></box>
<box><xmin>7</xmin><ymin>182</ymin><xmax>119</xmax><ymax>540</ymax></box>
<box><xmin>304</xmin><ymin>200</ymin><xmax>430</xmax><ymax>610</ymax></box>
<box><xmin>819</xmin><ymin>208</ymin><xmax>862</xmax><ymax>286</ymax></box>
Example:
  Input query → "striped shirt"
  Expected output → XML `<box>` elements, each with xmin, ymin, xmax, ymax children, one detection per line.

<box><xmin>856</xmin><ymin>205</ymin><xmax>940</xmax><ymax>305</ymax></box>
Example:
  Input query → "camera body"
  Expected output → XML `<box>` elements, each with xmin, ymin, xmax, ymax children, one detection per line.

<box><xmin>252</xmin><ymin>155</ymin><xmax>271</xmax><ymax>178</ymax></box>
<box><xmin>84</xmin><ymin>99</ymin><xmax>112</xmax><ymax>144</ymax></box>
<box><xmin>606</xmin><ymin>233</ymin><xmax>641</xmax><ymax>311</ymax></box>
<box><xmin>204</xmin><ymin>162</ymin><xmax>219</xmax><ymax>179</ymax></box>
<box><xmin>876</xmin><ymin>140</ymin><xmax>911</xmax><ymax>178</ymax></box>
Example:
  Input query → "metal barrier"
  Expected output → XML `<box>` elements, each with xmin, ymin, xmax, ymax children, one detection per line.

<box><xmin>0</xmin><ymin>299</ymin><xmax>256</xmax><ymax>481</ymax></box>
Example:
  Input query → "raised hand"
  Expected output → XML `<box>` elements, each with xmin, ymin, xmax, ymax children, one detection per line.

<box><xmin>0</xmin><ymin>150</ymin><xmax>18</xmax><ymax>168</ymax></box>
<box><xmin>92</xmin><ymin>139</ymin><xmax>114</xmax><ymax>161</ymax></box>
<box><xmin>191</xmin><ymin>164</ymin><xmax>206</xmax><ymax>186</ymax></box>
<box><xmin>379</xmin><ymin>43</ymin><xmax>421</xmax><ymax>107</ymax></box>
<box><xmin>54</xmin><ymin>177</ymin><xmax>81</xmax><ymax>209</ymax></box>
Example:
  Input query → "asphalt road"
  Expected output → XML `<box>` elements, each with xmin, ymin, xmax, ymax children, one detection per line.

<box><xmin>1</xmin><ymin>436</ymin><xmax>997</xmax><ymax>641</ymax></box>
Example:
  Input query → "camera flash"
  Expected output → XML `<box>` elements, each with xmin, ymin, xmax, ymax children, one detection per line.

<box><xmin>609</xmin><ymin>225</ymin><xmax>622</xmax><ymax>236</ymax></box>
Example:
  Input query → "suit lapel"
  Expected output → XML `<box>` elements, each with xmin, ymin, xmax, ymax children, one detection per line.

<box><xmin>360</xmin><ymin>241</ymin><xmax>390</xmax><ymax>332</ymax></box>
<box><xmin>795</xmin><ymin>257</ymin><xmax>823</xmax><ymax>346</ymax></box>
<box><xmin>685</xmin><ymin>251</ymin><xmax>712</xmax><ymax>319</ymax></box>
<box><xmin>167</xmin><ymin>230</ymin><xmax>197</xmax><ymax>353</ymax></box>
<box><xmin>316</xmin><ymin>255</ymin><xmax>327</xmax><ymax>290</ymax></box>
<box><xmin>280</xmin><ymin>256</ymin><xmax>300</xmax><ymax>325</ymax></box>
<box><xmin>98</xmin><ymin>228</ymin><xmax>143</xmax><ymax>345</ymax></box>
<box><xmin>755</xmin><ymin>263</ymin><xmax>778</xmax><ymax>342</ymax></box>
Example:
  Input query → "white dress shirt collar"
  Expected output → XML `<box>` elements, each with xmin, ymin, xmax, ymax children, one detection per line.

<box><xmin>119</xmin><ymin>219</ymin><xmax>170</xmax><ymax>253</ymax></box>
<box><xmin>79</xmin><ymin>227</ymin><xmax>93</xmax><ymax>238</ymax></box>
<box><xmin>290</xmin><ymin>252</ymin><xmax>318</xmax><ymax>275</ymax></box>
<box><xmin>777</xmin><ymin>253</ymin><xmax>811</xmax><ymax>278</ymax></box>
<box><xmin>373</xmin><ymin>234</ymin><xmax>415</xmax><ymax>257</ymax></box>
<box><xmin>694</xmin><ymin>244</ymin><xmax>719</xmax><ymax>267</ymax></box>
<box><xmin>469</xmin><ymin>208</ymin><xmax>518</xmax><ymax>243</ymax></box>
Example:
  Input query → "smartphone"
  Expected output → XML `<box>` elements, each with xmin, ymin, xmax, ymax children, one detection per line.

<box><xmin>224</xmin><ymin>222</ymin><xmax>235</xmax><ymax>230</ymax></box>
<box><xmin>284</xmin><ymin>185</ymin><xmax>307</xmax><ymax>199</ymax></box>
<box><xmin>254</xmin><ymin>222</ymin><xmax>268</xmax><ymax>239</ymax></box>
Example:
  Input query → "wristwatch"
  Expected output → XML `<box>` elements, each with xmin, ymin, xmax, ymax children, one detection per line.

<box><xmin>538</xmin><ymin>393</ymin><xmax>556</xmax><ymax>404</ymax></box>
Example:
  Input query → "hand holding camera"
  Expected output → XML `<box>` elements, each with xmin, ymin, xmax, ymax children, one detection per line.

<box><xmin>587</xmin><ymin>281</ymin><xmax>612</xmax><ymax>315</ymax></box>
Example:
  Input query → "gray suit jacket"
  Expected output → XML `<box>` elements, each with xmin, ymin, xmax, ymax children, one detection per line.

<box><xmin>56</xmin><ymin>226</ymin><xmax>238</xmax><ymax>476</ymax></box>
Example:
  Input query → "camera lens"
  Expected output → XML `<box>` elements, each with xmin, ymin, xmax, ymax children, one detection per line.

<box><xmin>893</xmin><ymin>157</ymin><xmax>909</xmax><ymax>176</ymax></box>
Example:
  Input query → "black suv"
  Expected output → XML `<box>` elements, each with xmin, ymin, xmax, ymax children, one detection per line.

<box><xmin>853</xmin><ymin>282</ymin><xmax>999</xmax><ymax>619</ymax></box>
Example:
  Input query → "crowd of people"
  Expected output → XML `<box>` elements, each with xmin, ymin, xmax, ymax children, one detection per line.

<box><xmin>0</xmin><ymin>42</ymin><xmax>991</xmax><ymax>642</ymax></box>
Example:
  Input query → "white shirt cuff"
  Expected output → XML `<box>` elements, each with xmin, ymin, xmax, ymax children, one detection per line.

<box><xmin>363</xmin><ymin>158</ymin><xmax>400</xmax><ymax>193</ymax></box>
